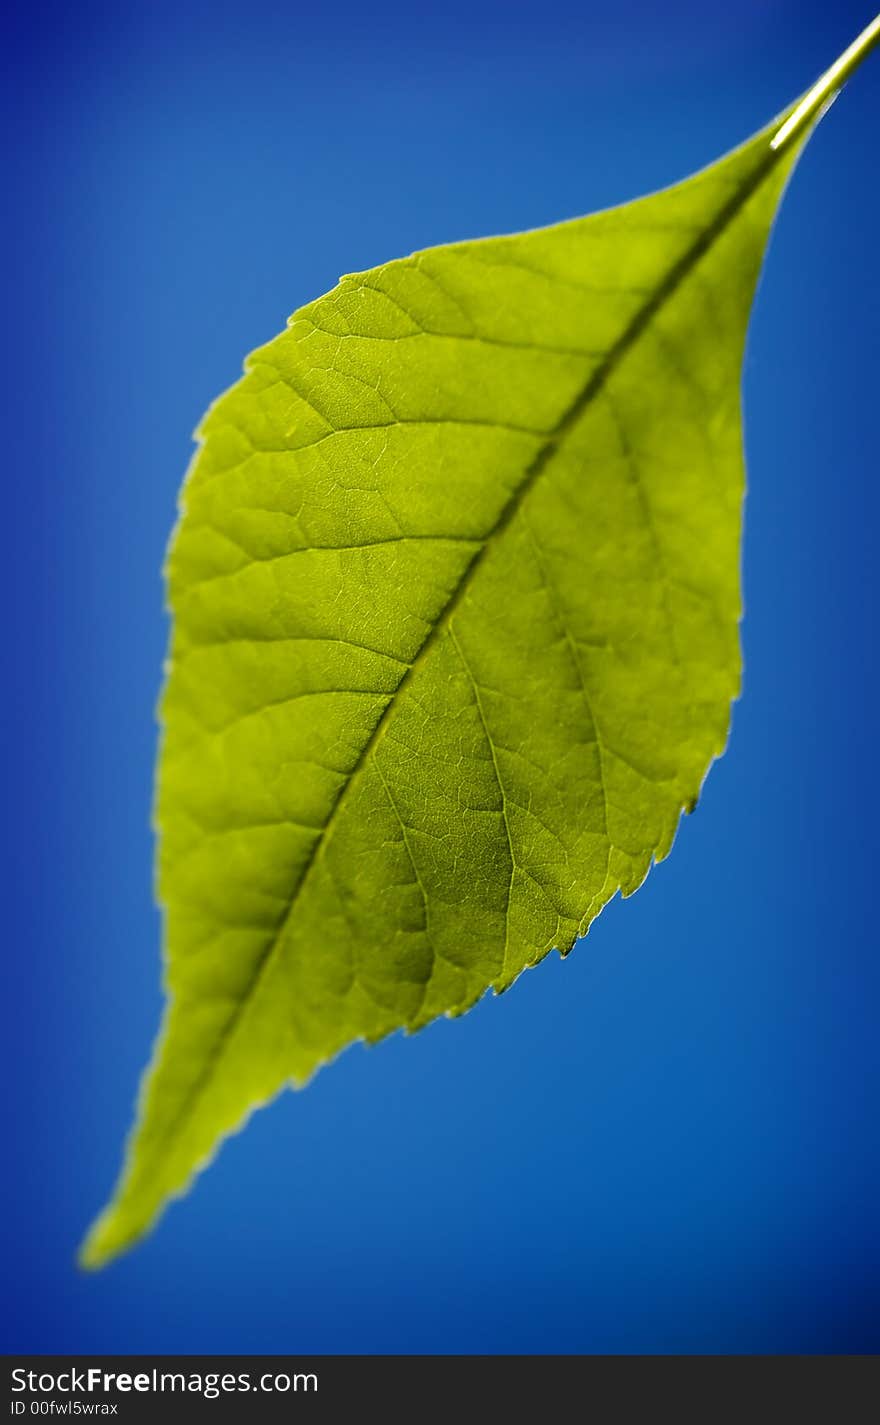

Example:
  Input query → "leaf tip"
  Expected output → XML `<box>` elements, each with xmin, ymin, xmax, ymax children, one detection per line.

<box><xmin>77</xmin><ymin>1208</ymin><xmax>132</xmax><ymax>1272</ymax></box>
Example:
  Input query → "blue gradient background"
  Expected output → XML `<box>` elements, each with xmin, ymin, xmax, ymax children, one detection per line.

<box><xmin>2</xmin><ymin>0</ymin><xmax>878</xmax><ymax>1355</ymax></box>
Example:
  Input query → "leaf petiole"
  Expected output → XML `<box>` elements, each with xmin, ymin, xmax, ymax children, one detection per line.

<box><xmin>771</xmin><ymin>12</ymin><xmax>880</xmax><ymax>152</ymax></box>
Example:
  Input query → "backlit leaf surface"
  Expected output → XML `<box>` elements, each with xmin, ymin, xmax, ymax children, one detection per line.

<box><xmin>81</xmin><ymin>27</ymin><xmax>879</xmax><ymax>1264</ymax></box>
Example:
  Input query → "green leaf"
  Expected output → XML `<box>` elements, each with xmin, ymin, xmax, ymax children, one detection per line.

<box><xmin>81</xmin><ymin>21</ymin><xmax>880</xmax><ymax>1267</ymax></box>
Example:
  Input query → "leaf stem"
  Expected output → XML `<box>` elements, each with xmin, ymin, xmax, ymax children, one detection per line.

<box><xmin>771</xmin><ymin>13</ymin><xmax>880</xmax><ymax>152</ymax></box>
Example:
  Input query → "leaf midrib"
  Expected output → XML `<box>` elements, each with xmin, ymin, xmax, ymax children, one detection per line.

<box><xmin>150</xmin><ymin>133</ymin><xmax>784</xmax><ymax>1181</ymax></box>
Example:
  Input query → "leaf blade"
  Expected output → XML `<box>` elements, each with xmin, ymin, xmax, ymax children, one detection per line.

<box><xmin>81</xmin><ymin>82</ymin><xmax>840</xmax><ymax>1267</ymax></box>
